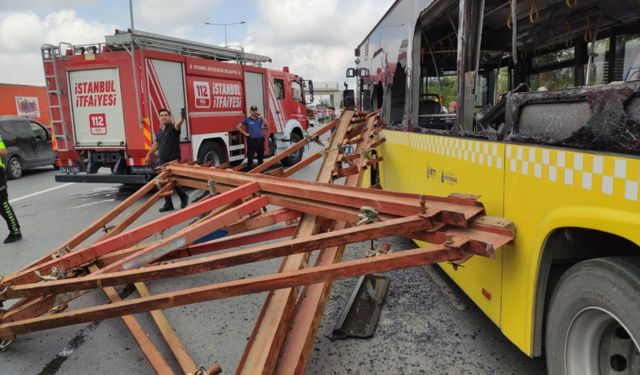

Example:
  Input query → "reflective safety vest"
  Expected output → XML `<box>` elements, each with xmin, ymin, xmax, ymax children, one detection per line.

<box><xmin>0</xmin><ymin>135</ymin><xmax>5</xmax><ymax>169</ymax></box>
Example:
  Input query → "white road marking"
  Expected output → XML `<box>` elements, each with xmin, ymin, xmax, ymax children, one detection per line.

<box><xmin>67</xmin><ymin>199</ymin><xmax>115</xmax><ymax>210</ymax></box>
<box><xmin>9</xmin><ymin>183</ymin><xmax>75</xmax><ymax>204</ymax></box>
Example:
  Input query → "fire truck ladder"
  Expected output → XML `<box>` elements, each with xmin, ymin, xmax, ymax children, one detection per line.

<box><xmin>41</xmin><ymin>44</ymin><xmax>71</xmax><ymax>152</ymax></box>
<box><xmin>105</xmin><ymin>29</ymin><xmax>272</xmax><ymax>66</ymax></box>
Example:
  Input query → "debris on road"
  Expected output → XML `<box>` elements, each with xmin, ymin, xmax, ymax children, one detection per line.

<box><xmin>0</xmin><ymin>110</ymin><xmax>513</xmax><ymax>374</ymax></box>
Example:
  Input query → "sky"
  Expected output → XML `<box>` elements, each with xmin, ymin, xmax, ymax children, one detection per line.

<box><xmin>0</xmin><ymin>0</ymin><xmax>393</xmax><ymax>87</ymax></box>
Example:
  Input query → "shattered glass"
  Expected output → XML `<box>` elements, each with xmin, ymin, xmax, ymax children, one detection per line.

<box><xmin>507</xmin><ymin>83</ymin><xmax>640</xmax><ymax>155</ymax></box>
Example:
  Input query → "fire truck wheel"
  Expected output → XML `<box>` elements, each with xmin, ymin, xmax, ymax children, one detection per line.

<box><xmin>268</xmin><ymin>137</ymin><xmax>277</xmax><ymax>157</ymax></box>
<box><xmin>6</xmin><ymin>157</ymin><xmax>22</xmax><ymax>180</ymax></box>
<box><xmin>281</xmin><ymin>132</ymin><xmax>303</xmax><ymax>167</ymax></box>
<box><xmin>89</xmin><ymin>162</ymin><xmax>101</xmax><ymax>174</ymax></box>
<box><xmin>198</xmin><ymin>142</ymin><xmax>225</xmax><ymax>166</ymax></box>
<box><xmin>545</xmin><ymin>257</ymin><xmax>640</xmax><ymax>375</ymax></box>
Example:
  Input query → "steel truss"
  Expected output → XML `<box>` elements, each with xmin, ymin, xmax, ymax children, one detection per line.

<box><xmin>0</xmin><ymin>110</ymin><xmax>513</xmax><ymax>374</ymax></box>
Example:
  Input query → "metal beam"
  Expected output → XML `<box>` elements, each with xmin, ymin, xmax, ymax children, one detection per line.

<box><xmin>0</xmin><ymin>245</ymin><xmax>462</xmax><ymax>338</ymax></box>
<box><xmin>236</xmin><ymin>109</ymin><xmax>356</xmax><ymax>374</ymax></box>
<box><xmin>3</xmin><ymin>216</ymin><xmax>433</xmax><ymax>299</ymax></box>
<box><xmin>3</xmin><ymin>182</ymin><xmax>260</xmax><ymax>286</ymax></box>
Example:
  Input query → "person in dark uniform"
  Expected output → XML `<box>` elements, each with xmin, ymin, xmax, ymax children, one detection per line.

<box><xmin>236</xmin><ymin>105</ymin><xmax>270</xmax><ymax>170</ymax></box>
<box><xmin>145</xmin><ymin>108</ymin><xmax>189</xmax><ymax>212</ymax></box>
<box><xmin>0</xmin><ymin>134</ymin><xmax>21</xmax><ymax>243</ymax></box>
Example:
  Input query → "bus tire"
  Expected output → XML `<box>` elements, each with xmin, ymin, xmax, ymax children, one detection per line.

<box><xmin>545</xmin><ymin>257</ymin><xmax>640</xmax><ymax>375</ymax></box>
<box><xmin>281</xmin><ymin>131</ymin><xmax>303</xmax><ymax>167</ymax></box>
<box><xmin>198</xmin><ymin>142</ymin><xmax>225</xmax><ymax>166</ymax></box>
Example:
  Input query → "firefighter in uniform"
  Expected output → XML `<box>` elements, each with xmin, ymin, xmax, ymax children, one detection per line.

<box><xmin>0</xmin><ymin>135</ymin><xmax>22</xmax><ymax>243</ymax></box>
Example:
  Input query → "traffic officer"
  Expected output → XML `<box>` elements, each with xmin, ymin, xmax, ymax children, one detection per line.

<box><xmin>236</xmin><ymin>105</ymin><xmax>270</xmax><ymax>170</ymax></box>
<box><xmin>0</xmin><ymin>134</ymin><xmax>22</xmax><ymax>243</ymax></box>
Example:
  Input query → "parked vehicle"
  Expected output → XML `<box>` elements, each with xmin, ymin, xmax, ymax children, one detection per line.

<box><xmin>0</xmin><ymin>116</ymin><xmax>55</xmax><ymax>179</ymax></box>
<box><xmin>43</xmin><ymin>30</ymin><xmax>313</xmax><ymax>184</ymax></box>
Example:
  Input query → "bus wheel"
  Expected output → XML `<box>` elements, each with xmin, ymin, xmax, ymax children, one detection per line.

<box><xmin>545</xmin><ymin>257</ymin><xmax>640</xmax><ymax>375</ymax></box>
<box><xmin>198</xmin><ymin>142</ymin><xmax>225</xmax><ymax>166</ymax></box>
<box><xmin>281</xmin><ymin>132</ymin><xmax>303</xmax><ymax>167</ymax></box>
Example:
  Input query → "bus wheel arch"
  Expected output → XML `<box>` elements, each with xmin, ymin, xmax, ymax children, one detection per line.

<box><xmin>532</xmin><ymin>228</ymin><xmax>640</xmax><ymax>358</ymax></box>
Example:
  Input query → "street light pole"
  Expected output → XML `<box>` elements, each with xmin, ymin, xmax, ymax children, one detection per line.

<box><xmin>204</xmin><ymin>21</ymin><xmax>246</xmax><ymax>47</ymax></box>
<box><xmin>129</xmin><ymin>0</ymin><xmax>135</xmax><ymax>29</ymax></box>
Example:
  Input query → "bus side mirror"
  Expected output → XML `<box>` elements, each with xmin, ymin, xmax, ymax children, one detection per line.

<box><xmin>343</xmin><ymin>89</ymin><xmax>355</xmax><ymax>109</ymax></box>
<box><xmin>346</xmin><ymin>68</ymin><xmax>357</xmax><ymax>78</ymax></box>
<box><xmin>358</xmin><ymin>68</ymin><xmax>370</xmax><ymax>78</ymax></box>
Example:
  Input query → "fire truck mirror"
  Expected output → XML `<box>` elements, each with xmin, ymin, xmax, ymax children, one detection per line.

<box><xmin>306</xmin><ymin>80</ymin><xmax>314</xmax><ymax>104</ymax></box>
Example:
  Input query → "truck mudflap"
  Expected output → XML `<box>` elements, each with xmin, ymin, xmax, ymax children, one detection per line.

<box><xmin>55</xmin><ymin>173</ymin><xmax>148</xmax><ymax>184</ymax></box>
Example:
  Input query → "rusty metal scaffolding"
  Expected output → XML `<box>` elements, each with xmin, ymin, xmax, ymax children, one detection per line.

<box><xmin>0</xmin><ymin>110</ymin><xmax>513</xmax><ymax>374</ymax></box>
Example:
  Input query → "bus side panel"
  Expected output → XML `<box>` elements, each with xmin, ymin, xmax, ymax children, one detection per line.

<box><xmin>381</xmin><ymin>130</ymin><xmax>506</xmax><ymax>324</ymax></box>
<box><xmin>502</xmin><ymin>145</ymin><xmax>640</xmax><ymax>355</ymax></box>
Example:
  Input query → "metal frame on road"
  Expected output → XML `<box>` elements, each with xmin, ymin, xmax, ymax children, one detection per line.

<box><xmin>0</xmin><ymin>110</ymin><xmax>514</xmax><ymax>374</ymax></box>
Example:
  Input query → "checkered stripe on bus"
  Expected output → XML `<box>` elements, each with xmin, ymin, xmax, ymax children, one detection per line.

<box><xmin>507</xmin><ymin>145</ymin><xmax>640</xmax><ymax>202</ymax></box>
<box><xmin>385</xmin><ymin>132</ymin><xmax>504</xmax><ymax>170</ymax></box>
<box><xmin>383</xmin><ymin>131</ymin><xmax>640</xmax><ymax>202</ymax></box>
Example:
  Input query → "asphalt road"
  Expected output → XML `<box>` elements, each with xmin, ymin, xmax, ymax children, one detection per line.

<box><xmin>0</xmin><ymin>139</ymin><xmax>546</xmax><ymax>374</ymax></box>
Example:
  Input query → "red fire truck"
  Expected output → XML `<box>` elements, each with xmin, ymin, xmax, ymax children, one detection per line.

<box><xmin>43</xmin><ymin>30</ymin><xmax>313</xmax><ymax>184</ymax></box>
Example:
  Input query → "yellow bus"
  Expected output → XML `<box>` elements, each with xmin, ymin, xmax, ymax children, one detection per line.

<box><xmin>352</xmin><ymin>0</ymin><xmax>640</xmax><ymax>373</ymax></box>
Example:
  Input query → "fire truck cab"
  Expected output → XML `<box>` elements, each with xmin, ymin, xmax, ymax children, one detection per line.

<box><xmin>43</xmin><ymin>30</ymin><xmax>313</xmax><ymax>184</ymax></box>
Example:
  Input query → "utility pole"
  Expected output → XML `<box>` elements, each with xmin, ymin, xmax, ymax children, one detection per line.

<box><xmin>129</xmin><ymin>0</ymin><xmax>135</xmax><ymax>29</ymax></box>
<box><xmin>204</xmin><ymin>21</ymin><xmax>246</xmax><ymax>47</ymax></box>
